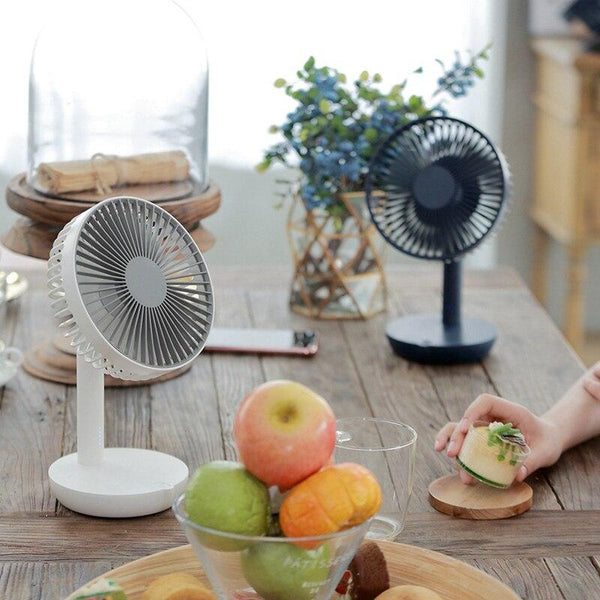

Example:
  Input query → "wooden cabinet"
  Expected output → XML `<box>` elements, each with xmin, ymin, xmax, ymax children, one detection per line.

<box><xmin>531</xmin><ymin>38</ymin><xmax>600</xmax><ymax>351</ymax></box>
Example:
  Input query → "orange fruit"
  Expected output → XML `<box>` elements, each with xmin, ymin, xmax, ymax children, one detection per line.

<box><xmin>279</xmin><ymin>463</ymin><xmax>381</xmax><ymax>539</ymax></box>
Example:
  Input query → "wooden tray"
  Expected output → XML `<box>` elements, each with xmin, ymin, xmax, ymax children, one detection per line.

<box><xmin>40</xmin><ymin>180</ymin><xmax>194</xmax><ymax>203</ymax></box>
<box><xmin>2</xmin><ymin>218</ymin><xmax>215</xmax><ymax>260</ymax></box>
<box><xmin>66</xmin><ymin>541</ymin><xmax>521</xmax><ymax>599</ymax></box>
<box><xmin>6</xmin><ymin>174</ymin><xmax>221</xmax><ymax>228</ymax></box>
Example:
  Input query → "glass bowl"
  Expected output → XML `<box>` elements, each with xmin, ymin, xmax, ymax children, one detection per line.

<box><xmin>173</xmin><ymin>495</ymin><xmax>370</xmax><ymax>600</ymax></box>
<box><xmin>456</xmin><ymin>423</ymin><xmax>531</xmax><ymax>489</ymax></box>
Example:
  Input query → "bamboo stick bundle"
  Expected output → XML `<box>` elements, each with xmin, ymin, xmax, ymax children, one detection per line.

<box><xmin>35</xmin><ymin>151</ymin><xmax>190</xmax><ymax>195</ymax></box>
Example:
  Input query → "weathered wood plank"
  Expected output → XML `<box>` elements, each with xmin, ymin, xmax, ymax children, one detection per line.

<box><xmin>469</xmin><ymin>557</ymin><xmax>565</xmax><ymax>600</ymax></box>
<box><xmin>401</xmin><ymin>510</ymin><xmax>600</xmax><ymax>559</ymax></box>
<box><xmin>0</xmin><ymin>561</ymin><xmax>43</xmax><ymax>600</ymax></box>
<box><xmin>1</xmin><ymin>513</ymin><xmax>185</xmax><ymax>561</ymax></box>
<box><xmin>150</xmin><ymin>357</ymin><xmax>224</xmax><ymax>467</ymax></box>
<box><xmin>0</xmin><ymin>560</ymin><xmax>117</xmax><ymax>600</ymax></box>
<box><xmin>544</xmin><ymin>556</ymin><xmax>600</xmax><ymax>600</ymax></box>
<box><xmin>42</xmin><ymin>560</ymin><xmax>115</xmax><ymax>600</ymax></box>
<box><xmin>210</xmin><ymin>265</ymin><xmax>524</xmax><ymax>291</ymax></box>
<box><xmin>3</xmin><ymin>511</ymin><xmax>599</xmax><ymax>561</ymax></box>
<box><xmin>247</xmin><ymin>288</ymin><xmax>373</xmax><ymax>419</ymax></box>
<box><xmin>208</xmin><ymin>287</ymin><xmax>265</xmax><ymax>460</ymax></box>
<box><xmin>0</xmin><ymin>289</ymin><xmax>66</xmax><ymax>513</ymax></box>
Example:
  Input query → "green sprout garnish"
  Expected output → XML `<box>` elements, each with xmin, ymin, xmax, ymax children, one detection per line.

<box><xmin>487</xmin><ymin>422</ymin><xmax>526</xmax><ymax>464</ymax></box>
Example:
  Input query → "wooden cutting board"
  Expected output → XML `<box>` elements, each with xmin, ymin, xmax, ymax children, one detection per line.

<box><xmin>66</xmin><ymin>541</ymin><xmax>521</xmax><ymax>599</ymax></box>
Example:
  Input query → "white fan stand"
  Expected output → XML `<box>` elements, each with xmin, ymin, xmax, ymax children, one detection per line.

<box><xmin>48</xmin><ymin>355</ymin><xmax>189</xmax><ymax>518</ymax></box>
<box><xmin>47</xmin><ymin>196</ymin><xmax>213</xmax><ymax>517</ymax></box>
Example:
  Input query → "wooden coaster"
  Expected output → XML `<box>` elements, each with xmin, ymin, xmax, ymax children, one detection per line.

<box><xmin>428</xmin><ymin>474</ymin><xmax>533</xmax><ymax>520</ymax></box>
<box><xmin>23</xmin><ymin>340</ymin><xmax>192</xmax><ymax>387</ymax></box>
<box><xmin>53</xmin><ymin>334</ymin><xmax>76</xmax><ymax>355</ymax></box>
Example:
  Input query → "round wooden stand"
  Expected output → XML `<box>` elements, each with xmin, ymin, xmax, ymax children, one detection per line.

<box><xmin>428</xmin><ymin>474</ymin><xmax>533</xmax><ymax>520</ymax></box>
<box><xmin>2</xmin><ymin>218</ymin><xmax>215</xmax><ymax>260</ymax></box>
<box><xmin>5</xmin><ymin>173</ymin><xmax>220</xmax><ymax>227</ymax></box>
<box><xmin>4</xmin><ymin>173</ymin><xmax>220</xmax><ymax>387</ymax></box>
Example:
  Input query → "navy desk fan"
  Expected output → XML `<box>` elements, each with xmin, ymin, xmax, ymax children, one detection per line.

<box><xmin>365</xmin><ymin>116</ymin><xmax>510</xmax><ymax>364</ymax></box>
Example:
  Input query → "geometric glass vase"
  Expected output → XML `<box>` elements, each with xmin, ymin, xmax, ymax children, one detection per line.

<box><xmin>287</xmin><ymin>191</ymin><xmax>387</xmax><ymax>319</ymax></box>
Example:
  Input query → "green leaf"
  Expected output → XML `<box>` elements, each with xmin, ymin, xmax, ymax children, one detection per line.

<box><xmin>274</xmin><ymin>78</ymin><xmax>286</xmax><ymax>88</ymax></box>
<box><xmin>373</xmin><ymin>72</ymin><xmax>382</xmax><ymax>83</ymax></box>
<box><xmin>304</xmin><ymin>56</ymin><xmax>315</xmax><ymax>71</ymax></box>
<box><xmin>299</xmin><ymin>127</ymin><xmax>310</xmax><ymax>142</ymax></box>
<box><xmin>268</xmin><ymin>125</ymin><xmax>279</xmax><ymax>134</ymax></box>
<box><xmin>473</xmin><ymin>67</ymin><xmax>484</xmax><ymax>78</ymax></box>
<box><xmin>338</xmin><ymin>73</ymin><xmax>347</xmax><ymax>83</ymax></box>
<box><xmin>408</xmin><ymin>94</ymin><xmax>423</xmax><ymax>109</ymax></box>
<box><xmin>365</xmin><ymin>127</ymin><xmax>378</xmax><ymax>142</ymax></box>
<box><xmin>359</xmin><ymin>70</ymin><xmax>369</xmax><ymax>82</ymax></box>
<box><xmin>413</xmin><ymin>66</ymin><xmax>424</xmax><ymax>74</ymax></box>
<box><xmin>256</xmin><ymin>160</ymin><xmax>270</xmax><ymax>173</ymax></box>
<box><xmin>319</xmin><ymin>98</ymin><xmax>331</xmax><ymax>114</ymax></box>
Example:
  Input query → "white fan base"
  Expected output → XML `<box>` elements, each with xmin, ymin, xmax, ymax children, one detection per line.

<box><xmin>49</xmin><ymin>448</ymin><xmax>189</xmax><ymax>518</ymax></box>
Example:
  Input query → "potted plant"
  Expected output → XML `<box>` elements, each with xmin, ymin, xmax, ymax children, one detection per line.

<box><xmin>259</xmin><ymin>48</ymin><xmax>489</xmax><ymax>319</ymax></box>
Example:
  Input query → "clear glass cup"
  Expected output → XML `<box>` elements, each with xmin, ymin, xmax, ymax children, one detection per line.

<box><xmin>457</xmin><ymin>422</ymin><xmax>531</xmax><ymax>489</ymax></box>
<box><xmin>173</xmin><ymin>495</ymin><xmax>369</xmax><ymax>600</ymax></box>
<box><xmin>335</xmin><ymin>417</ymin><xmax>417</xmax><ymax>541</ymax></box>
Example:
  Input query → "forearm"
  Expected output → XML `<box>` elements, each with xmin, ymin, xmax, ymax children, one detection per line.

<box><xmin>542</xmin><ymin>362</ymin><xmax>600</xmax><ymax>453</ymax></box>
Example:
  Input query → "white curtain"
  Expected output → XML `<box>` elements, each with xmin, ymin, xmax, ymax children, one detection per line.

<box><xmin>0</xmin><ymin>0</ymin><xmax>507</xmax><ymax>268</ymax></box>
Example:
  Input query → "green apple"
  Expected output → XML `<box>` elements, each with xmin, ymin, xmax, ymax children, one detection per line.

<box><xmin>242</xmin><ymin>541</ymin><xmax>331</xmax><ymax>600</ymax></box>
<box><xmin>184</xmin><ymin>461</ymin><xmax>270</xmax><ymax>551</ymax></box>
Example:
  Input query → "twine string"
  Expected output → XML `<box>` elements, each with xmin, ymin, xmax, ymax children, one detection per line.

<box><xmin>90</xmin><ymin>153</ymin><xmax>125</xmax><ymax>195</ymax></box>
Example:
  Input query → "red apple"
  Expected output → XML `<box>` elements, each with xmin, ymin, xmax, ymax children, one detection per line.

<box><xmin>233</xmin><ymin>380</ymin><xmax>336</xmax><ymax>490</ymax></box>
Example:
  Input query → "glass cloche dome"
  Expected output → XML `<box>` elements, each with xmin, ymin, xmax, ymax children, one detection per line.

<box><xmin>28</xmin><ymin>0</ymin><xmax>208</xmax><ymax>196</ymax></box>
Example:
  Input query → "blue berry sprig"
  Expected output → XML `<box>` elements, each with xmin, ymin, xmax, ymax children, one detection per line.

<box><xmin>259</xmin><ymin>48</ymin><xmax>489</xmax><ymax>213</ymax></box>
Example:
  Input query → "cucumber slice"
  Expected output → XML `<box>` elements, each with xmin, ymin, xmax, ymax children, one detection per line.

<box><xmin>456</xmin><ymin>457</ymin><xmax>509</xmax><ymax>489</ymax></box>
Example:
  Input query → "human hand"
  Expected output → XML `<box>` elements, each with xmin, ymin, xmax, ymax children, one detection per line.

<box><xmin>434</xmin><ymin>393</ymin><xmax>562</xmax><ymax>484</ymax></box>
<box><xmin>583</xmin><ymin>363</ymin><xmax>600</xmax><ymax>402</ymax></box>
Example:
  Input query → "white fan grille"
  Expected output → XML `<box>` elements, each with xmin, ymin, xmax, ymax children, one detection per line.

<box><xmin>73</xmin><ymin>197</ymin><xmax>212</xmax><ymax>369</ymax></box>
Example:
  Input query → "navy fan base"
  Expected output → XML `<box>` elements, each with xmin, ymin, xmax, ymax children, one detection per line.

<box><xmin>386</xmin><ymin>314</ymin><xmax>497</xmax><ymax>364</ymax></box>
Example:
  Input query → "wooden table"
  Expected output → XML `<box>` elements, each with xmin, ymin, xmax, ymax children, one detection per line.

<box><xmin>1</xmin><ymin>266</ymin><xmax>599</xmax><ymax>599</ymax></box>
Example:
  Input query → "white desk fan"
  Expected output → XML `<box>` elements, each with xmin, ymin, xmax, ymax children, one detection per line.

<box><xmin>47</xmin><ymin>196</ymin><xmax>213</xmax><ymax>517</ymax></box>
